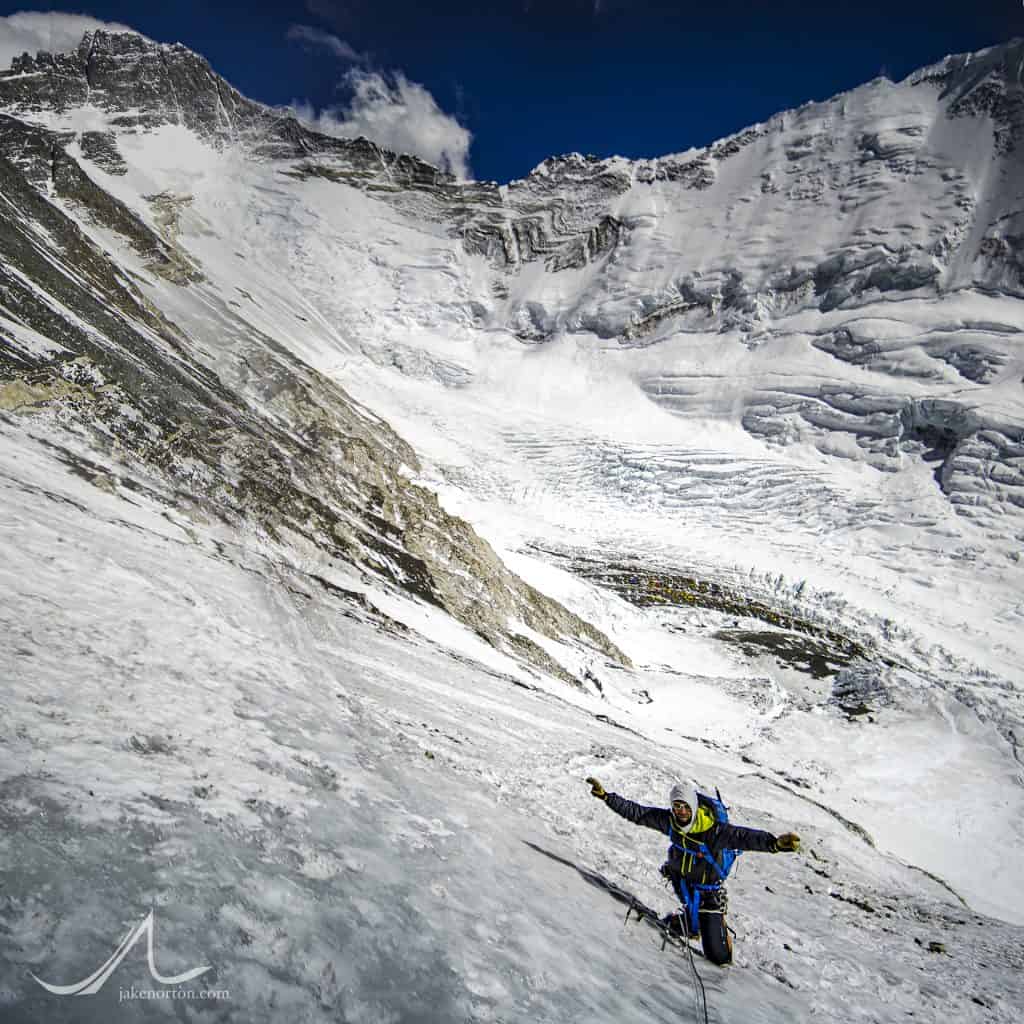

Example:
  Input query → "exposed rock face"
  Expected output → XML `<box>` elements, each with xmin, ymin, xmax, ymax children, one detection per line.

<box><xmin>79</xmin><ymin>130</ymin><xmax>127</xmax><ymax>174</ymax></box>
<box><xmin>0</xmin><ymin>31</ymin><xmax>457</xmax><ymax>188</ymax></box>
<box><xmin>5</xmin><ymin>31</ymin><xmax>267</xmax><ymax>138</ymax></box>
<box><xmin>0</xmin><ymin>96</ymin><xmax>628</xmax><ymax>682</ymax></box>
<box><xmin>0</xmin><ymin>114</ymin><xmax>199</xmax><ymax>283</ymax></box>
<box><xmin>908</xmin><ymin>38</ymin><xmax>1024</xmax><ymax>154</ymax></box>
<box><xmin>470</xmin><ymin>41</ymin><xmax>1024</xmax><ymax>337</ymax></box>
<box><xmin>4</xmin><ymin>31</ymin><xmax>1021</xmax><ymax>309</ymax></box>
<box><xmin>460</xmin><ymin>153</ymin><xmax>629</xmax><ymax>282</ymax></box>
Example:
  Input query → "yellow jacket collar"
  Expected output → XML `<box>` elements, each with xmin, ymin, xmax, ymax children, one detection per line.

<box><xmin>675</xmin><ymin>804</ymin><xmax>715</xmax><ymax>836</ymax></box>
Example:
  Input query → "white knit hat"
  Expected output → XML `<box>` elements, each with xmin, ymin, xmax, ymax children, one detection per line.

<box><xmin>668</xmin><ymin>780</ymin><xmax>701</xmax><ymax>833</ymax></box>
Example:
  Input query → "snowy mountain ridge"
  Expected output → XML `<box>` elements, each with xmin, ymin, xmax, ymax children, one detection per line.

<box><xmin>1</xmin><ymin>27</ymin><xmax>1023</xmax><ymax>1024</ymax></box>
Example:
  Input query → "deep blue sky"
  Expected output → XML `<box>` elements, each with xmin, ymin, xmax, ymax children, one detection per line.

<box><xmin>3</xmin><ymin>1</ymin><xmax>1022</xmax><ymax>182</ymax></box>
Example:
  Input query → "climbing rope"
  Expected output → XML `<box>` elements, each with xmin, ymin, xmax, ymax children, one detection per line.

<box><xmin>680</xmin><ymin>918</ymin><xmax>709</xmax><ymax>1024</ymax></box>
<box><xmin>624</xmin><ymin>895</ymin><xmax>709</xmax><ymax>1024</ymax></box>
<box><xmin>673</xmin><ymin>892</ymin><xmax>709</xmax><ymax>1024</ymax></box>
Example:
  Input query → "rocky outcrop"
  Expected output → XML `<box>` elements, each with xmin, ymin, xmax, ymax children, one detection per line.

<box><xmin>0</xmin><ymin>113</ymin><xmax>628</xmax><ymax>683</ymax></box>
<box><xmin>908</xmin><ymin>38</ymin><xmax>1024</xmax><ymax>154</ymax></box>
<box><xmin>0</xmin><ymin>31</ymin><xmax>457</xmax><ymax>194</ymax></box>
<box><xmin>3</xmin><ymin>31</ymin><xmax>263</xmax><ymax>139</ymax></box>
<box><xmin>458</xmin><ymin>153</ymin><xmax>631</xmax><ymax>288</ymax></box>
<box><xmin>79</xmin><ymin>130</ymin><xmax>128</xmax><ymax>174</ymax></box>
<box><xmin>0</xmin><ymin>114</ymin><xmax>199</xmax><ymax>283</ymax></box>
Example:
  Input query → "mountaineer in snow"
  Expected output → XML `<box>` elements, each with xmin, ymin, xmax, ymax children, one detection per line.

<box><xmin>585</xmin><ymin>776</ymin><xmax>800</xmax><ymax>965</ymax></box>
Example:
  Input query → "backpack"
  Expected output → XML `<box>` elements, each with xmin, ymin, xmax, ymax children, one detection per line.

<box><xmin>668</xmin><ymin>787</ymin><xmax>742</xmax><ymax>883</ymax></box>
<box><xmin>701</xmin><ymin>788</ymin><xmax>741</xmax><ymax>881</ymax></box>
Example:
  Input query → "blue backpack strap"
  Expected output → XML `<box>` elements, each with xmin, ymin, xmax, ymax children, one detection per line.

<box><xmin>668</xmin><ymin>837</ymin><xmax>729</xmax><ymax>881</ymax></box>
<box><xmin>695</xmin><ymin>843</ymin><xmax>729</xmax><ymax>882</ymax></box>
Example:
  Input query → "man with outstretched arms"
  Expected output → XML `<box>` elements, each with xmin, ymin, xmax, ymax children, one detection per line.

<box><xmin>586</xmin><ymin>776</ymin><xmax>800</xmax><ymax>964</ymax></box>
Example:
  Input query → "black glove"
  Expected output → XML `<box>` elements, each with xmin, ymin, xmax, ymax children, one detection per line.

<box><xmin>586</xmin><ymin>776</ymin><xmax>607</xmax><ymax>800</ymax></box>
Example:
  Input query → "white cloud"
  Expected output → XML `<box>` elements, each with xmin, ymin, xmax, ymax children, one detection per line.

<box><xmin>291</xmin><ymin>69</ymin><xmax>473</xmax><ymax>181</ymax></box>
<box><xmin>286</xmin><ymin>24</ymin><xmax>362</xmax><ymax>63</ymax></box>
<box><xmin>0</xmin><ymin>11</ymin><xmax>146</xmax><ymax>70</ymax></box>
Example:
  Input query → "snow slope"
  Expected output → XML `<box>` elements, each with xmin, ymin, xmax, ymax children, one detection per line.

<box><xmin>2</xmin><ymin>29</ymin><xmax>1024</xmax><ymax>1023</ymax></box>
<box><xmin>54</xmin><ymin>110</ymin><xmax>1022</xmax><ymax>920</ymax></box>
<box><xmin>2</xmin><ymin>425</ymin><xmax>1022</xmax><ymax>1023</ymax></box>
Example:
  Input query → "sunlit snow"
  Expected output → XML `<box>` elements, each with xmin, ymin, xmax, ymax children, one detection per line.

<box><xmin>2</xmin><ymin>33</ymin><xmax>1024</xmax><ymax>1024</ymax></box>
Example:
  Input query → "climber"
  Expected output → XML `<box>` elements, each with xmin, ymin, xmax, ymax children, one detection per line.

<box><xmin>585</xmin><ymin>776</ymin><xmax>800</xmax><ymax>965</ymax></box>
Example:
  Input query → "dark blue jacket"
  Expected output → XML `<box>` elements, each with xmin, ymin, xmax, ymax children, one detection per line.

<box><xmin>604</xmin><ymin>792</ymin><xmax>778</xmax><ymax>885</ymax></box>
